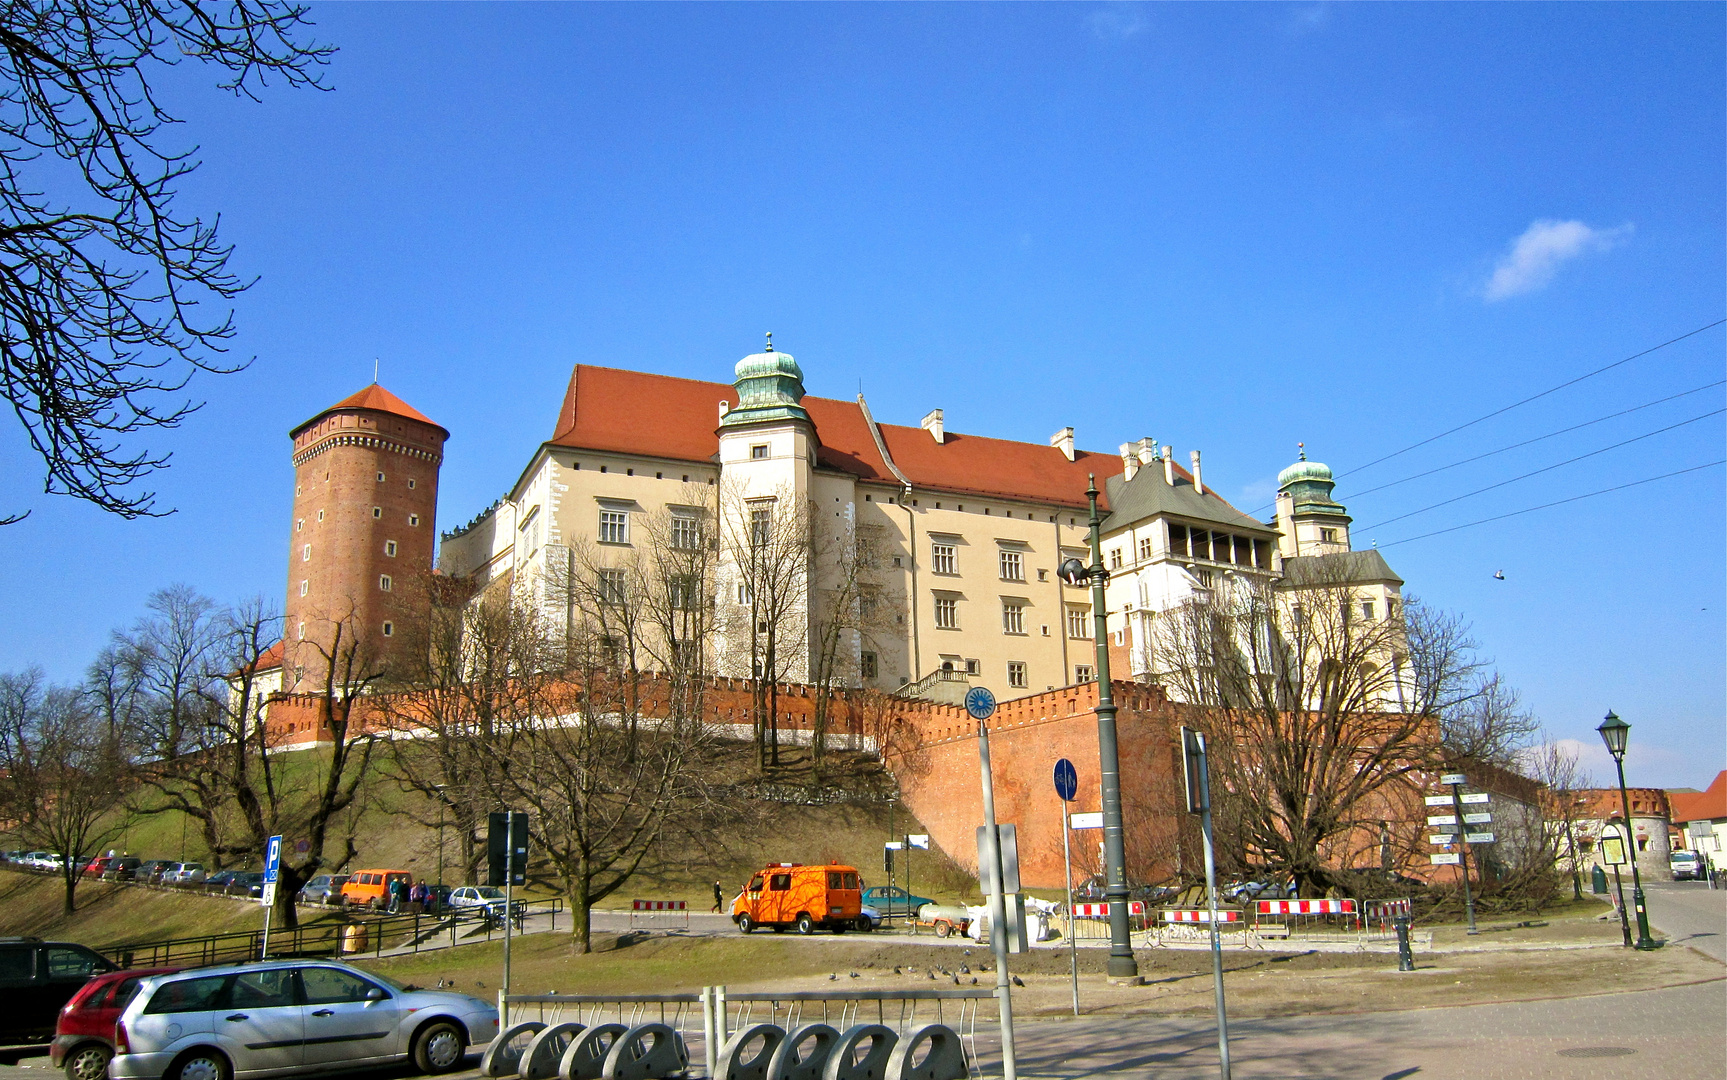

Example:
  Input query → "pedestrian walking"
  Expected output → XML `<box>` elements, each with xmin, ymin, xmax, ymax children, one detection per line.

<box><xmin>712</xmin><ymin>880</ymin><xmax>724</xmax><ymax>913</ymax></box>
<box><xmin>387</xmin><ymin>876</ymin><xmax>404</xmax><ymax>913</ymax></box>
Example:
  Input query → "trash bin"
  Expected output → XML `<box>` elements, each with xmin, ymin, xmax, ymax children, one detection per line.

<box><xmin>1591</xmin><ymin>865</ymin><xmax>1608</xmax><ymax>895</ymax></box>
<box><xmin>341</xmin><ymin>923</ymin><xmax>369</xmax><ymax>954</ymax></box>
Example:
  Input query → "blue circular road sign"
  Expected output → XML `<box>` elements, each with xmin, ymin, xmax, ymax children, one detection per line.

<box><xmin>964</xmin><ymin>686</ymin><xmax>997</xmax><ymax>720</ymax></box>
<box><xmin>1053</xmin><ymin>758</ymin><xmax>1078</xmax><ymax>802</ymax></box>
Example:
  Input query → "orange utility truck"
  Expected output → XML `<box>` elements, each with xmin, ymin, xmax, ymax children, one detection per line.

<box><xmin>732</xmin><ymin>862</ymin><xmax>864</xmax><ymax>934</ymax></box>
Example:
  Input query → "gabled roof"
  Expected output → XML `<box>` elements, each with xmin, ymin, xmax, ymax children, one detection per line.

<box><xmin>1281</xmin><ymin>550</ymin><xmax>1404</xmax><ymax>587</ymax></box>
<box><xmin>547</xmin><ymin>364</ymin><xmax>1124</xmax><ymax>509</ymax></box>
<box><xmin>292</xmin><ymin>383</ymin><xmax>446</xmax><ymax>438</ymax></box>
<box><xmin>1670</xmin><ymin>771</ymin><xmax>1727</xmax><ymax>825</ymax></box>
<box><xmin>1101</xmin><ymin>466</ymin><xmax>1275</xmax><ymax>536</ymax></box>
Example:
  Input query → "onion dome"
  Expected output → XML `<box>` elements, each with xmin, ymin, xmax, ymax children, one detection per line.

<box><xmin>1278</xmin><ymin>443</ymin><xmax>1348</xmax><ymax>518</ymax></box>
<box><xmin>722</xmin><ymin>332</ymin><xmax>810</xmax><ymax>426</ymax></box>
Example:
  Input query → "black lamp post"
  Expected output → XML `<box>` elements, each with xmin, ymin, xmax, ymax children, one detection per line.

<box><xmin>1597</xmin><ymin>711</ymin><xmax>1658</xmax><ymax>950</ymax></box>
<box><xmin>1057</xmin><ymin>474</ymin><xmax>1140</xmax><ymax>982</ymax></box>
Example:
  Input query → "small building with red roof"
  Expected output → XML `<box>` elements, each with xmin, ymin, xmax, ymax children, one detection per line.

<box><xmin>1669</xmin><ymin>770</ymin><xmax>1727</xmax><ymax>872</ymax></box>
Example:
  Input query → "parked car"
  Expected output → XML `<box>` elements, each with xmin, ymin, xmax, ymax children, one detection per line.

<box><xmin>101</xmin><ymin>858</ymin><xmax>143</xmax><ymax>882</ymax></box>
<box><xmin>202</xmin><ymin>871</ymin><xmax>241</xmax><ymax>892</ymax></box>
<box><xmin>856</xmin><ymin>904</ymin><xmax>882</xmax><ymax>931</ymax></box>
<box><xmin>422</xmin><ymin>884</ymin><xmax>453</xmax><ymax>913</ymax></box>
<box><xmin>297</xmin><ymin>874</ymin><xmax>350</xmax><ymax>905</ymax></box>
<box><xmin>81</xmin><ymin>858</ymin><xmax>116</xmax><ymax>879</ymax></box>
<box><xmin>859</xmin><ymin>885</ymin><xmax>934</xmax><ymax>917</ymax></box>
<box><xmin>132</xmin><ymin>861</ymin><xmax>174</xmax><ymax>885</ymax></box>
<box><xmin>226</xmin><ymin>872</ymin><xmax>266</xmax><ymax>899</ymax></box>
<box><xmin>159</xmin><ymin>864</ymin><xmax>204</xmax><ymax>887</ymax></box>
<box><xmin>110</xmin><ymin>960</ymin><xmax>498</xmax><ymax>1080</ymax></box>
<box><xmin>731</xmin><ymin>863</ymin><xmax>863</xmax><ymax>935</ymax></box>
<box><xmin>1223</xmin><ymin>879</ymin><xmax>1296</xmax><ymax>902</ymax></box>
<box><xmin>1670</xmin><ymin>850</ymin><xmax>1705</xmax><ymax>881</ymax></box>
<box><xmin>0</xmin><ymin>937</ymin><xmax>119</xmax><ymax>1046</ymax></box>
<box><xmin>340</xmin><ymin>869</ymin><xmax>413</xmax><ymax>910</ymax></box>
<box><xmin>445</xmin><ymin>887</ymin><xmax>523</xmax><ymax>922</ymax></box>
<box><xmin>51</xmin><ymin>967</ymin><xmax>181</xmax><ymax>1080</ymax></box>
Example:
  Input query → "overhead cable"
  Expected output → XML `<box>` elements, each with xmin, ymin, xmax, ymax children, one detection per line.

<box><xmin>1348</xmin><ymin>379</ymin><xmax>1727</xmax><ymax>502</ymax></box>
<box><xmin>1377</xmin><ymin>461</ymin><xmax>1725</xmax><ymax>549</ymax></box>
<box><xmin>1359</xmin><ymin>407</ymin><xmax>1725</xmax><ymax>532</ymax></box>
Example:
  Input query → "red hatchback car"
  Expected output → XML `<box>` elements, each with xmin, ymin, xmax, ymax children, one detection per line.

<box><xmin>51</xmin><ymin>967</ymin><xmax>179</xmax><ymax>1080</ymax></box>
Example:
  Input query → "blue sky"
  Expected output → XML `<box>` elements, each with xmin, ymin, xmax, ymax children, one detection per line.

<box><xmin>0</xmin><ymin>3</ymin><xmax>1721</xmax><ymax>787</ymax></box>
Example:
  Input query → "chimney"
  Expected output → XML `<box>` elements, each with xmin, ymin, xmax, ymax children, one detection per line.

<box><xmin>1119</xmin><ymin>443</ymin><xmax>1139</xmax><ymax>481</ymax></box>
<box><xmin>1190</xmin><ymin>450</ymin><xmax>1204</xmax><ymax>496</ymax></box>
<box><xmin>1136</xmin><ymin>438</ymin><xmax>1157</xmax><ymax>467</ymax></box>
<box><xmin>1050</xmin><ymin>426</ymin><xmax>1075</xmax><ymax>462</ymax></box>
<box><xmin>1162</xmin><ymin>446</ymin><xmax>1175</xmax><ymax>486</ymax></box>
<box><xmin>718</xmin><ymin>399</ymin><xmax>730</xmax><ymax>423</ymax></box>
<box><xmin>920</xmin><ymin>408</ymin><xmax>945</xmax><ymax>444</ymax></box>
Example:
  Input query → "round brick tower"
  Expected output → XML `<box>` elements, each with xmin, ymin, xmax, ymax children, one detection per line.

<box><xmin>284</xmin><ymin>384</ymin><xmax>447</xmax><ymax>692</ymax></box>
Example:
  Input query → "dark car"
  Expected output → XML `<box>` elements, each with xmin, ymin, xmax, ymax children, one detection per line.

<box><xmin>860</xmin><ymin>885</ymin><xmax>934</xmax><ymax>917</ymax></box>
<box><xmin>0</xmin><ymin>938</ymin><xmax>118</xmax><ymax>1046</ymax></box>
<box><xmin>227</xmin><ymin>872</ymin><xmax>266</xmax><ymax>899</ymax></box>
<box><xmin>132</xmin><ymin>861</ymin><xmax>173</xmax><ymax>885</ymax></box>
<box><xmin>1223</xmin><ymin>879</ymin><xmax>1296</xmax><ymax>902</ymax></box>
<box><xmin>297</xmin><ymin>874</ymin><xmax>350</xmax><ymax>905</ymax></box>
<box><xmin>101</xmin><ymin>858</ymin><xmax>142</xmax><ymax>882</ymax></box>
<box><xmin>50</xmin><ymin>966</ymin><xmax>180</xmax><ymax>1080</ymax></box>
<box><xmin>202</xmin><ymin>870</ymin><xmax>241</xmax><ymax>892</ymax></box>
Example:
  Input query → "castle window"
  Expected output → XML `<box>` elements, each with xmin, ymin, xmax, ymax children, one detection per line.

<box><xmin>599</xmin><ymin>509</ymin><xmax>629</xmax><ymax>545</ymax></box>
<box><xmin>1007</xmin><ymin>662</ymin><xmax>1027</xmax><ymax>689</ymax></box>
<box><xmin>1067</xmin><ymin>606</ymin><xmax>1089</xmax><ymax>639</ymax></box>
<box><xmin>297</xmin><ymin>622</ymin><xmax>304</xmax><ymax>640</ymax></box>
<box><xmin>385</xmin><ymin>541</ymin><xmax>398</xmax><ymax>557</ymax></box>
<box><xmin>965</xmin><ymin>658</ymin><xmax>980</xmax><ymax>675</ymax></box>
<box><xmin>372</xmin><ymin>507</ymin><xmax>382</xmax><ymax>519</ymax></box>
<box><xmin>302</xmin><ymin>544</ymin><xmax>311</xmax><ymax>562</ymax></box>
<box><xmin>379</xmin><ymin>574</ymin><xmax>392</xmax><ymax>592</ymax></box>
<box><xmin>1321</xmin><ymin>527</ymin><xmax>1338</xmax><ymax>542</ymax></box>
<box><xmin>1139</xmin><ymin>536</ymin><xmax>1153</xmax><ymax>560</ymax></box>
<box><xmin>1001</xmin><ymin>601</ymin><xmax>1025</xmax><ymax>635</ymax></box>
<box><xmin>1168</xmin><ymin>522</ymin><xmax>1188</xmax><ymax>557</ymax></box>
<box><xmin>317</xmin><ymin>510</ymin><xmax>324</xmax><ymax>522</ymax></box>
<box><xmin>407</xmin><ymin>479</ymin><xmax>416</xmax><ymax>489</ymax></box>
<box><xmin>1075</xmin><ymin>664</ymin><xmax>1093</xmax><ymax>683</ymax></box>
<box><xmin>299</xmin><ymin>580</ymin><xmax>308</xmax><ymax>596</ymax></box>
<box><xmin>382</xmin><ymin>622</ymin><xmax>394</xmax><ymax>637</ymax></box>
<box><xmin>295</xmin><ymin>519</ymin><xmax>303</xmax><ymax>532</ymax></box>
<box><xmin>861</xmin><ymin>652</ymin><xmax>877</xmax><ymax>679</ymax></box>
<box><xmin>377</xmin><ymin>472</ymin><xmax>385</xmax><ymax>482</ymax></box>
<box><xmin>409</xmin><ymin>514</ymin><xmax>419</xmax><ymax>527</ymax></box>
<box><xmin>598</xmin><ymin>569</ymin><xmax>627</xmax><ymax>606</ymax></box>
<box><xmin>751</xmin><ymin>444</ymin><xmax>768</xmax><ymax>460</ymax></box>
<box><xmin>998</xmin><ymin>549</ymin><xmax>1024</xmax><ymax>582</ymax></box>
<box><xmin>931</xmin><ymin>542</ymin><xmax>957</xmax><ymax>576</ymax></box>
<box><xmin>1109</xmin><ymin>548</ymin><xmax>1123</xmax><ymax>569</ymax></box>
<box><xmin>1361</xmin><ymin>601</ymin><xmax>1375</xmax><ymax>620</ymax></box>
<box><xmin>671</xmin><ymin>514</ymin><xmax>700</xmax><ymax>551</ymax></box>
<box><xmin>1037</xmin><ymin>568</ymin><xmax>1048</xmax><ymax>581</ymax></box>
<box><xmin>934</xmin><ymin>597</ymin><xmax>959</xmax><ymax>629</ymax></box>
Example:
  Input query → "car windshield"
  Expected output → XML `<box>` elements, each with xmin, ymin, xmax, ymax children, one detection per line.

<box><xmin>474</xmin><ymin>887</ymin><xmax>504</xmax><ymax>899</ymax></box>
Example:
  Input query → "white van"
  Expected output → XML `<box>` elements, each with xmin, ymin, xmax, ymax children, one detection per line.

<box><xmin>1669</xmin><ymin>850</ymin><xmax>1704</xmax><ymax>881</ymax></box>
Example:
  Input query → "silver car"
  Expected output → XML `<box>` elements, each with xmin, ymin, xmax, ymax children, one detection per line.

<box><xmin>110</xmin><ymin>960</ymin><xmax>497</xmax><ymax>1080</ymax></box>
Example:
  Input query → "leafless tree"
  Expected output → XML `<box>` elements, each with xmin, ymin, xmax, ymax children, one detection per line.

<box><xmin>0</xmin><ymin>1</ymin><xmax>333</xmax><ymax>522</ymax></box>
<box><xmin>807</xmin><ymin>517</ymin><xmax>897</xmax><ymax>783</ymax></box>
<box><xmin>0</xmin><ymin>667</ymin><xmax>135</xmax><ymax>912</ymax></box>
<box><xmin>718</xmin><ymin>482</ymin><xmax>811</xmax><ymax>771</ymax></box>
<box><xmin>1524</xmin><ymin>735</ymin><xmax>1593</xmax><ymax>902</ymax></box>
<box><xmin>1399</xmin><ymin>598</ymin><xmax>1538</xmax><ymax>767</ymax></box>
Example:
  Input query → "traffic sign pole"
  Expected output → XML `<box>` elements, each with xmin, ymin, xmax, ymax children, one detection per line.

<box><xmin>260</xmin><ymin>834</ymin><xmax>282</xmax><ymax>960</ymax></box>
<box><xmin>1183</xmin><ymin>728</ymin><xmax>1231</xmax><ymax>1080</ymax></box>
<box><xmin>1448</xmin><ymin>780</ymin><xmax>1478</xmax><ymax>935</ymax></box>
<box><xmin>975</xmin><ymin>717</ymin><xmax>1018</xmax><ymax>1080</ymax></box>
<box><xmin>1053</xmin><ymin>758</ymin><xmax>1079</xmax><ymax>1017</ymax></box>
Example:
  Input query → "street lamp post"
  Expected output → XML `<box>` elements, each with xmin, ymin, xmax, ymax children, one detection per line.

<box><xmin>1057</xmin><ymin>474</ymin><xmax>1139</xmax><ymax>983</ymax></box>
<box><xmin>1597</xmin><ymin>711</ymin><xmax>1658</xmax><ymax>951</ymax></box>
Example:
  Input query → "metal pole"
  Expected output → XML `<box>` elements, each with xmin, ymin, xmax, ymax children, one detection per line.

<box><xmin>1084</xmin><ymin>475</ymin><xmax>1139</xmax><ymax>982</ymax></box>
<box><xmin>502</xmin><ymin>810</ymin><xmax>514</xmax><ymax>1027</ymax></box>
<box><xmin>977</xmin><ymin>722</ymin><xmax>1018</xmax><ymax>1080</ymax></box>
<box><xmin>1061</xmin><ymin>797</ymin><xmax>1078</xmax><ymax>1016</ymax></box>
<box><xmin>1613</xmin><ymin>756</ymin><xmax>1658</xmax><ymax>950</ymax></box>
<box><xmin>260</xmin><ymin>903</ymin><xmax>272</xmax><ymax>961</ymax></box>
<box><xmin>1196</xmin><ymin>736</ymin><xmax>1231</xmax><ymax>1080</ymax></box>
<box><xmin>1609</xmin><ymin>857</ymin><xmax>1632</xmax><ymax>948</ymax></box>
<box><xmin>1448</xmin><ymin>781</ymin><xmax>1477</xmax><ymax>935</ymax></box>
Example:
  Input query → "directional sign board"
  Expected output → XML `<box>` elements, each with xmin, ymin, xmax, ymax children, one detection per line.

<box><xmin>907</xmin><ymin>834</ymin><xmax>931</xmax><ymax>850</ymax></box>
<box><xmin>1440</xmin><ymin>773</ymin><xmax>1468</xmax><ymax>786</ymax></box>
<box><xmin>1461</xmin><ymin>792</ymin><xmax>1490</xmax><ymax>805</ymax></box>
<box><xmin>1429</xmin><ymin>835</ymin><xmax>1457</xmax><ymax>845</ymax></box>
<box><xmin>260</xmin><ymin>834</ymin><xmax>282</xmax><ymax>907</ymax></box>
<box><xmin>1464</xmin><ymin>832</ymin><xmax>1496</xmax><ymax>844</ymax></box>
<box><xmin>1069</xmin><ymin>811</ymin><xmax>1105</xmax><ymax>830</ymax></box>
<box><xmin>1424</xmin><ymin>796</ymin><xmax>1453</xmax><ymax>806</ymax></box>
<box><xmin>965</xmin><ymin>687</ymin><xmax>997</xmax><ymax>721</ymax></box>
<box><xmin>1427</xmin><ymin>815</ymin><xmax>1458</xmax><ymax>826</ymax></box>
<box><xmin>1053</xmin><ymin>758</ymin><xmax>1078</xmax><ymax>802</ymax></box>
<box><xmin>1430</xmin><ymin>853</ymin><xmax>1462</xmax><ymax>865</ymax></box>
<box><xmin>1463</xmin><ymin>812</ymin><xmax>1492</xmax><ymax>825</ymax></box>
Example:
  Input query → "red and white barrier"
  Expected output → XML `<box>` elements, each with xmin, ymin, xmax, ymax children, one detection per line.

<box><xmin>1072</xmin><ymin>901</ymin><xmax>1146</xmax><ymax>917</ymax></box>
<box><xmin>1160</xmin><ymin>908</ymin><xmax>1242</xmax><ymax>923</ymax></box>
<box><xmin>1365</xmin><ymin>898</ymin><xmax>1411</xmax><ymax>918</ymax></box>
<box><xmin>632</xmin><ymin>899</ymin><xmax>688</xmax><ymax>911</ymax></box>
<box><xmin>1256</xmin><ymin>899</ymin><xmax>1356</xmax><ymax>916</ymax></box>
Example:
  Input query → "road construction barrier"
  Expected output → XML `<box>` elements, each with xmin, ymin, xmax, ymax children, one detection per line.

<box><xmin>601</xmin><ymin>1023</ymin><xmax>688</xmax><ymax>1080</ymax></box>
<box><xmin>1159</xmin><ymin>908</ymin><xmax>1242</xmax><ymax>923</ymax></box>
<box><xmin>1252</xmin><ymin>898</ymin><xmax>1367</xmax><ymax>939</ymax></box>
<box><xmin>822</xmin><ymin>1025</ymin><xmax>898</xmax><ymax>1080</ymax></box>
<box><xmin>630</xmin><ymin>899</ymin><xmax>690</xmax><ymax>931</ymax></box>
<box><xmin>523</xmin><ymin>1023</ymin><xmax>586</xmax><ymax>1080</ymax></box>
<box><xmin>561</xmin><ymin>1024</ymin><xmax>627</xmax><ymax>1080</ymax></box>
<box><xmin>767</xmin><ymin>1024</ymin><xmax>840</xmax><ymax>1080</ymax></box>
<box><xmin>1363</xmin><ymin>898</ymin><xmax>1412</xmax><ymax>931</ymax></box>
<box><xmin>1070</xmin><ymin>901</ymin><xmax>1145</xmax><ymax>917</ymax></box>
<box><xmin>482</xmin><ymin>1021</ymin><xmax>548</xmax><ymax>1077</ymax></box>
<box><xmin>716</xmin><ymin>1024</ymin><xmax>787</xmax><ymax>1080</ymax></box>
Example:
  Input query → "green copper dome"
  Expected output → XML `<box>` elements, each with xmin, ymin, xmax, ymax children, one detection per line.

<box><xmin>1278</xmin><ymin>446</ymin><xmax>1348</xmax><ymax>518</ymax></box>
<box><xmin>1277</xmin><ymin>457</ymin><xmax>1334</xmax><ymax>488</ymax></box>
<box><xmin>722</xmin><ymin>334</ymin><xmax>810</xmax><ymax>427</ymax></box>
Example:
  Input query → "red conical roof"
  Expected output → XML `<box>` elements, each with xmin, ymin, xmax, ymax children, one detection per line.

<box><xmin>292</xmin><ymin>383</ymin><xmax>446</xmax><ymax>437</ymax></box>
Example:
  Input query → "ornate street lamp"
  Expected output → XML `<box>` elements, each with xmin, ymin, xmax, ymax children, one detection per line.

<box><xmin>1597</xmin><ymin>711</ymin><xmax>1658</xmax><ymax>950</ymax></box>
<box><xmin>1056</xmin><ymin>474</ymin><xmax>1140</xmax><ymax>982</ymax></box>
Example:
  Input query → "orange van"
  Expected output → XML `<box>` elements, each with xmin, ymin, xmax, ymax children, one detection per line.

<box><xmin>339</xmin><ymin>868</ymin><xmax>412</xmax><ymax>909</ymax></box>
<box><xmin>732</xmin><ymin>862</ymin><xmax>863</xmax><ymax>934</ymax></box>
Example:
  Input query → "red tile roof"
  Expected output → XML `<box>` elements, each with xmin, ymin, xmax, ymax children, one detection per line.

<box><xmin>549</xmin><ymin>364</ymin><xmax>1142</xmax><ymax>510</ymax></box>
<box><xmin>294</xmin><ymin>383</ymin><xmax>445</xmax><ymax>437</ymax></box>
<box><xmin>1670</xmin><ymin>771</ymin><xmax>1727</xmax><ymax>824</ymax></box>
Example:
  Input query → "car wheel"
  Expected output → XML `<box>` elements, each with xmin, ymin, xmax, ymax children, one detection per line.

<box><xmin>855</xmin><ymin>917</ymin><xmax>873</xmax><ymax>932</ymax></box>
<box><xmin>736</xmin><ymin>914</ymin><xmax>754</xmax><ymax>934</ymax></box>
<box><xmin>795</xmin><ymin>913</ymin><xmax>816</xmax><ymax>935</ymax></box>
<box><xmin>832</xmin><ymin>922</ymin><xmax>847</xmax><ymax>934</ymax></box>
<box><xmin>169</xmin><ymin>1049</ymin><xmax>229</xmax><ymax>1080</ymax></box>
<box><xmin>413</xmin><ymin>1020</ymin><xmax>467</xmax><ymax>1074</ymax></box>
<box><xmin>64</xmin><ymin>1043</ymin><xmax>110</xmax><ymax>1080</ymax></box>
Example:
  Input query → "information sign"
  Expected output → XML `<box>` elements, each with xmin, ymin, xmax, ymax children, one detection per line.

<box><xmin>965</xmin><ymin>687</ymin><xmax>997</xmax><ymax>720</ymax></box>
<box><xmin>1069</xmin><ymin>811</ymin><xmax>1104</xmax><ymax>830</ymax></box>
<box><xmin>1427</xmin><ymin>815</ymin><xmax>1457</xmax><ymax>826</ymax></box>
<box><xmin>260</xmin><ymin>834</ymin><xmax>282</xmax><ymax>907</ymax></box>
<box><xmin>1460</xmin><ymin>792</ymin><xmax>1490</xmax><ymax>805</ymax></box>
<box><xmin>1053</xmin><ymin>758</ymin><xmax>1078</xmax><ymax>802</ymax></box>
<box><xmin>1464</xmin><ymin>832</ymin><xmax>1496</xmax><ymax>844</ymax></box>
<box><xmin>1429</xmin><ymin>853</ymin><xmax>1461</xmax><ymax>865</ymax></box>
<box><xmin>1429</xmin><ymin>835</ymin><xmax>1457</xmax><ymax>846</ymax></box>
<box><xmin>1600</xmin><ymin>831</ymin><xmax>1628</xmax><ymax>866</ymax></box>
<box><xmin>1424</xmin><ymin>796</ymin><xmax>1452</xmax><ymax>806</ymax></box>
<box><xmin>907</xmin><ymin>834</ymin><xmax>931</xmax><ymax>850</ymax></box>
<box><xmin>1462</xmin><ymin>812</ymin><xmax>1492</xmax><ymax>825</ymax></box>
<box><xmin>1440</xmin><ymin>773</ymin><xmax>1468</xmax><ymax>786</ymax></box>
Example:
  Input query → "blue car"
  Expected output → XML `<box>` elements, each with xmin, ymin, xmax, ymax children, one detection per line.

<box><xmin>860</xmin><ymin>886</ymin><xmax>934</xmax><ymax>917</ymax></box>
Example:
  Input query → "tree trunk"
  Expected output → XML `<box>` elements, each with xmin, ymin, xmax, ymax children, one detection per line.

<box><xmin>570</xmin><ymin>856</ymin><xmax>593</xmax><ymax>955</ymax></box>
<box><xmin>61</xmin><ymin>866</ymin><xmax>78</xmax><ymax>915</ymax></box>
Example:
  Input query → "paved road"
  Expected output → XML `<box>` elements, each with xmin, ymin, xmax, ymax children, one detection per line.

<box><xmin>1640</xmin><ymin>880</ymin><xmax>1726</xmax><ymax>962</ymax></box>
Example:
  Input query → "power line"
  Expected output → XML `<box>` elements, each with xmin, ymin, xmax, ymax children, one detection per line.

<box><xmin>1377</xmin><ymin>460</ymin><xmax>1725</xmax><ymax>549</ymax></box>
<box><xmin>1359</xmin><ymin>407</ymin><xmax>1725</xmax><ymax>532</ymax></box>
<box><xmin>1348</xmin><ymin>379</ymin><xmax>1726</xmax><ymax>502</ymax></box>
<box><xmin>1338</xmin><ymin>318</ymin><xmax>1725</xmax><ymax>482</ymax></box>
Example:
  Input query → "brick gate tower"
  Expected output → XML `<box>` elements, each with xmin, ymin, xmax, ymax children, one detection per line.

<box><xmin>284</xmin><ymin>384</ymin><xmax>447</xmax><ymax>692</ymax></box>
